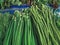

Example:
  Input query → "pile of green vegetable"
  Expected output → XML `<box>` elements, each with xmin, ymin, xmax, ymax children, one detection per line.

<box><xmin>0</xmin><ymin>4</ymin><xmax>60</xmax><ymax>45</ymax></box>
<box><xmin>0</xmin><ymin>0</ymin><xmax>60</xmax><ymax>45</ymax></box>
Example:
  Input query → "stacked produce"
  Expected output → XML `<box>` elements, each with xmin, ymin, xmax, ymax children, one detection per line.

<box><xmin>0</xmin><ymin>4</ymin><xmax>59</xmax><ymax>45</ymax></box>
<box><xmin>0</xmin><ymin>0</ymin><xmax>60</xmax><ymax>45</ymax></box>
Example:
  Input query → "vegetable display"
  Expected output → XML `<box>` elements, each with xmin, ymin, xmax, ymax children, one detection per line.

<box><xmin>0</xmin><ymin>0</ymin><xmax>60</xmax><ymax>45</ymax></box>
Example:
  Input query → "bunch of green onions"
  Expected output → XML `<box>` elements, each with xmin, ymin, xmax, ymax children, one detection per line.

<box><xmin>0</xmin><ymin>0</ymin><xmax>60</xmax><ymax>45</ymax></box>
<box><xmin>1</xmin><ymin>4</ymin><xmax>60</xmax><ymax>45</ymax></box>
<box><xmin>30</xmin><ymin>4</ymin><xmax>60</xmax><ymax>45</ymax></box>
